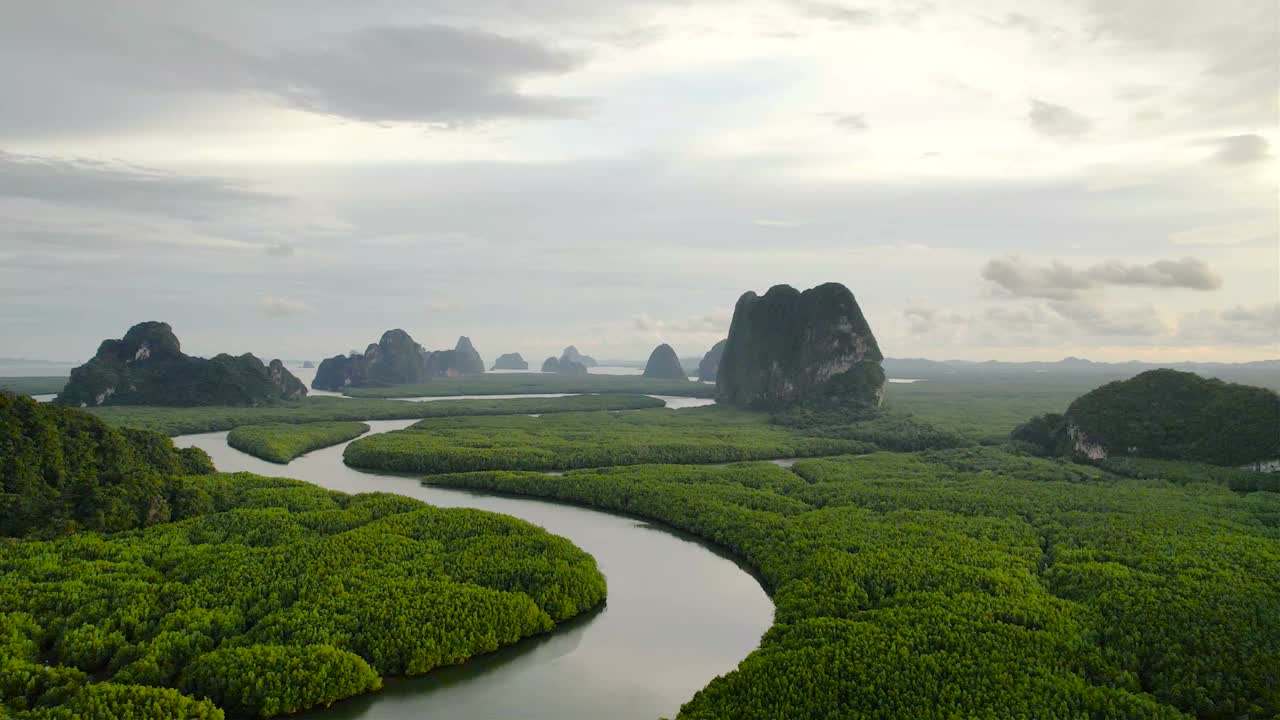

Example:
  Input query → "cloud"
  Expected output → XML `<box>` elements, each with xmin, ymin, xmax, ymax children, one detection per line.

<box><xmin>0</xmin><ymin>10</ymin><xmax>588</xmax><ymax>133</ymax></box>
<box><xmin>1027</xmin><ymin>99</ymin><xmax>1093</xmax><ymax>139</ymax></box>
<box><xmin>0</xmin><ymin>151</ymin><xmax>281</xmax><ymax>220</ymax></box>
<box><xmin>982</xmin><ymin>256</ymin><xmax>1223</xmax><ymax>300</ymax></box>
<box><xmin>1177</xmin><ymin>303</ymin><xmax>1280</xmax><ymax>346</ymax></box>
<box><xmin>1046</xmin><ymin>301</ymin><xmax>1167</xmax><ymax>337</ymax></box>
<box><xmin>1204</xmin><ymin>134</ymin><xmax>1271</xmax><ymax>165</ymax></box>
<box><xmin>264</xmin><ymin>242</ymin><xmax>295</xmax><ymax>257</ymax></box>
<box><xmin>832</xmin><ymin>113</ymin><xmax>868</xmax><ymax>132</ymax></box>
<box><xmin>260</xmin><ymin>295</ymin><xmax>313</xmax><ymax>317</ymax></box>
<box><xmin>800</xmin><ymin>2</ymin><xmax>879</xmax><ymax>25</ymax></box>
<box><xmin>632</xmin><ymin>310</ymin><xmax>731</xmax><ymax>336</ymax></box>
<box><xmin>902</xmin><ymin>305</ymin><xmax>964</xmax><ymax>334</ymax></box>
<box><xmin>752</xmin><ymin>218</ymin><xmax>810</xmax><ymax>228</ymax></box>
<box><xmin>1169</xmin><ymin>221</ymin><xmax>1274</xmax><ymax>247</ymax></box>
<box><xmin>263</xmin><ymin>25</ymin><xmax>587</xmax><ymax>124</ymax></box>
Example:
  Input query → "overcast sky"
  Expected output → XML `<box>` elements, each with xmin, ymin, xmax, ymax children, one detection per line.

<box><xmin>2</xmin><ymin>0</ymin><xmax>1276</xmax><ymax>364</ymax></box>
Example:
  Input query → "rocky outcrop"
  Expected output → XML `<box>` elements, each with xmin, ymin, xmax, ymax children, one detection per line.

<box><xmin>313</xmin><ymin>352</ymin><xmax>368</xmax><ymax>391</ymax></box>
<box><xmin>301</xmin><ymin>360</ymin><xmax>315</xmax><ymax>369</ymax></box>
<box><xmin>364</xmin><ymin>329</ymin><xmax>430</xmax><ymax>386</ymax></box>
<box><xmin>492</xmin><ymin>353</ymin><xmax>529</xmax><ymax>371</ymax></box>
<box><xmin>716</xmin><ymin>283</ymin><xmax>885</xmax><ymax>410</ymax></box>
<box><xmin>698</xmin><ymin>339</ymin><xmax>727</xmax><ymax>382</ymax></box>
<box><xmin>541</xmin><ymin>356</ymin><xmax>588</xmax><ymax>375</ymax></box>
<box><xmin>55</xmin><ymin>321</ymin><xmax>306</xmax><ymax>407</ymax></box>
<box><xmin>313</xmin><ymin>331</ymin><xmax>486</xmax><ymax>390</ymax></box>
<box><xmin>451</xmin><ymin>336</ymin><xmax>487</xmax><ymax>376</ymax></box>
<box><xmin>561</xmin><ymin>346</ymin><xmax>598</xmax><ymax>368</ymax></box>
<box><xmin>1012</xmin><ymin>369</ymin><xmax>1280</xmax><ymax>466</ymax></box>
<box><xmin>643</xmin><ymin>344</ymin><xmax>688</xmax><ymax>380</ymax></box>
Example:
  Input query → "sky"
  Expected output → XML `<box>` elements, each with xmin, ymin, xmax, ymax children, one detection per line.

<box><xmin>1</xmin><ymin>0</ymin><xmax>1276</xmax><ymax>364</ymax></box>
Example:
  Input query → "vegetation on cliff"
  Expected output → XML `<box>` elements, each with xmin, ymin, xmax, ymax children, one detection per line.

<box><xmin>0</xmin><ymin>392</ymin><xmax>214</xmax><ymax>537</ymax></box>
<box><xmin>226</xmin><ymin>421</ymin><xmax>370</xmax><ymax>463</ymax></box>
<box><xmin>491</xmin><ymin>353</ymin><xmax>529</xmax><ymax>370</ymax></box>
<box><xmin>717</xmin><ymin>283</ymin><xmax>885</xmax><ymax>410</ymax></box>
<box><xmin>55</xmin><ymin>322</ymin><xmax>305</xmax><ymax>407</ymax></box>
<box><xmin>643</xmin><ymin>343</ymin><xmax>688</xmax><ymax>380</ymax></box>
<box><xmin>313</xmin><ymin>330</ymin><xmax>486</xmax><ymax>391</ymax></box>
<box><xmin>697</xmin><ymin>339</ymin><xmax>727</xmax><ymax>382</ymax></box>
<box><xmin>1013</xmin><ymin>369</ymin><xmax>1280</xmax><ymax>466</ymax></box>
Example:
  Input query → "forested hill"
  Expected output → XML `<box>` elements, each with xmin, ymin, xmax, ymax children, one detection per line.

<box><xmin>1012</xmin><ymin>369</ymin><xmax>1280</xmax><ymax>466</ymax></box>
<box><xmin>0</xmin><ymin>392</ymin><xmax>608</xmax><ymax>719</ymax></box>
<box><xmin>56</xmin><ymin>321</ymin><xmax>306</xmax><ymax>407</ymax></box>
<box><xmin>0</xmin><ymin>392</ymin><xmax>214</xmax><ymax>536</ymax></box>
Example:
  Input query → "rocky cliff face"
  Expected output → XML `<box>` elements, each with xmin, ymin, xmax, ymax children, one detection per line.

<box><xmin>1060</xmin><ymin>369</ymin><xmax>1280</xmax><ymax>466</ymax></box>
<box><xmin>541</xmin><ymin>356</ymin><xmax>588</xmax><ymax>375</ymax></box>
<box><xmin>450</xmin><ymin>336</ymin><xmax>486</xmax><ymax>376</ymax></box>
<box><xmin>56</xmin><ymin>322</ymin><xmax>305</xmax><ymax>407</ymax></box>
<box><xmin>561</xmin><ymin>346</ymin><xmax>598</xmax><ymax>368</ymax></box>
<box><xmin>643</xmin><ymin>343</ymin><xmax>688</xmax><ymax>380</ymax></box>
<box><xmin>697</xmin><ymin>339</ymin><xmax>727</xmax><ymax>382</ymax></box>
<box><xmin>716</xmin><ymin>283</ymin><xmax>885</xmax><ymax>410</ymax></box>
<box><xmin>492</xmin><ymin>353</ymin><xmax>529</xmax><ymax>370</ymax></box>
<box><xmin>312</xmin><ymin>353</ymin><xmax>367</xmax><ymax>391</ymax></box>
<box><xmin>313</xmin><ymin>330</ymin><xmax>486</xmax><ymax>390</ymax></box>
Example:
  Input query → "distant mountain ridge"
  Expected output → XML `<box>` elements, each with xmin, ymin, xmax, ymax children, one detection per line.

<box><xmin>883</xmin><ymin>356</ymin><xmax>1280</xmax><ymax>387</ymax></box>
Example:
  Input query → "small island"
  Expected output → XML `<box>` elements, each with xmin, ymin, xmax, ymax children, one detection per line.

<box><xmin>492</xmin><ymin>352</ymin><xmax>529</xmax><ymax>370</ymax></box>
<box><xmin>642</xmin><ymin>343</ymin><xmax>687</xmax><ymax>380</ymax></box>
<box><xmin>55</xmin><ymin>321</ymin><xmax>306</xmax><ymax>407</ymax></box>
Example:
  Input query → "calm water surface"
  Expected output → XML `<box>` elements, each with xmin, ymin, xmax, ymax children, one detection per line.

<box><xmin>176</xmin><ymin>420</ymin><xmax>772</xmax><ymax>720</ymax></box>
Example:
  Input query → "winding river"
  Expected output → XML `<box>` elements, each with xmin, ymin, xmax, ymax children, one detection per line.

<box><xmin>176</xmin><ymin>418</ymin><xmax>772</xmax><ymax>720</ymax></box>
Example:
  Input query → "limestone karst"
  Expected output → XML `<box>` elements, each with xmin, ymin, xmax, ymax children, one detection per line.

<box><xmin>716</xmin><ymin>283</ymin><xmax>885</xmax><ymax>409</ymax></box>
<box><xmin>56</xmin><ymin>321</ymin><xmax>306</xmax><ymax>407</ymax></box>
<box><xmin>643</xmin><ymin>343</ymin><xmax>688</xmax><ymax>380</ymax></box>
<box><xmin>697</xmin><ymin>339</ymin><xmax>727</xmax><ymax>382</ymax></box>
<box><xmin>312</xmin><ymin>331</ymin><xmax>486</xmax><ymax>390</ymax></box>
<box><xmin>492</xmin><ymin>353</ymin><xmax>529</xmax><ymax>370</ymax></box>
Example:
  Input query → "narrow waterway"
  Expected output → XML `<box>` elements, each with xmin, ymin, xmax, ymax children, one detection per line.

<box><xmin>176</xmin><ymin>419</ymin><xmax>772</xmax><ymax>720</ymax></box>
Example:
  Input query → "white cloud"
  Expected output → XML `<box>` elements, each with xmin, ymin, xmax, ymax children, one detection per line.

<box><xmin>982</xmin><ymin>256</ymin><xmax>1223</xmax><ymax>300</ymax></box>
<box><xmin>260</xmin><ymin>295</ymin><xmax>314</xmax><ymax>317</ymax></box>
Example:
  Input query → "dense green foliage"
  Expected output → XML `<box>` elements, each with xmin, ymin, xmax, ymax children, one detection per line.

<box><xmin>1014</xmin><ymin>370</ymin><xmax>1280</xmax><ymax>466</ymax></box>
<box><xmin>343</xmin><ymin>406</ymin><xmax>885</xmax><ymax>474</ymax></box>
<box><xmin>430</xmin><ymin>448</ymin><xmax>1280</xmax><ymax>719</ymax></box>
<box><xmin>1099</xmin><ymin>456</ymin><xmax>1279</xmax><ymax>493</ymax></box>
<box><xmin>1066</xmin><ymin>370</ymin><xmax>1279</xmax><ymax>465</ymax></box>
<box><xmin>0</xmin><ymin>393</ymin><xmax>214</xmax><ymax>537</ymax></box>
<box><xmin>226</xmin><ymin>422</ymin><xmax>370</xmax><ymax>463</ymax></box>
<box><xmin>883</xmin><ymin>375</ymin><xmax>1101</xmax><ymax>443</ymax></box>
<box><xmin>88</xmin><ymin>394</ymin><xmax>666</xmax><ymax>436</ymax></box>
<box><xmin>0</xmin><ymin>472</ymin><xmax>606</xmax><ymax>718</ymax></box>
<box><xmin>341</xmin><ymin>373</ymin><xmax>716</xmax><ymax>398</ymax></box>
<box><xmin>56</xmin><ymin>322</ymin><xmax>305</xmax><ymax>408</ymax></box>
<box><xmin>0</xmin><ymin>377</ymin><xmax>66</xmax><ymax>396</ymax></box>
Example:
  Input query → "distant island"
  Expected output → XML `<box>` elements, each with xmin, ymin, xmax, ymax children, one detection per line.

<box><xmin>560</xmin><ymin>345</ymin><xmax>597</xmax><ymax>368</ymax></box>
<box><xmin>313</xmin><ymin>331</ymin><xmax>485</xmax><ymax>391</ymax></box>
<box><xmin>697</xmin><ymin>339</ymin><xmax>727</xmax><ymax>382</ymax></box>
<box><xmin>643</xmin><ymin>343</ymin><xmax>687</xmax><ymax>380</ymax></box>
<box><xmin>55</xmin><ymin>321</ymin><xmax>305</xmax><ymax>407</ymax></box>
<box><xmin>492</xmin><ymin>352</ymin><xmax>529</xmax><ymax>370</ymax></box>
